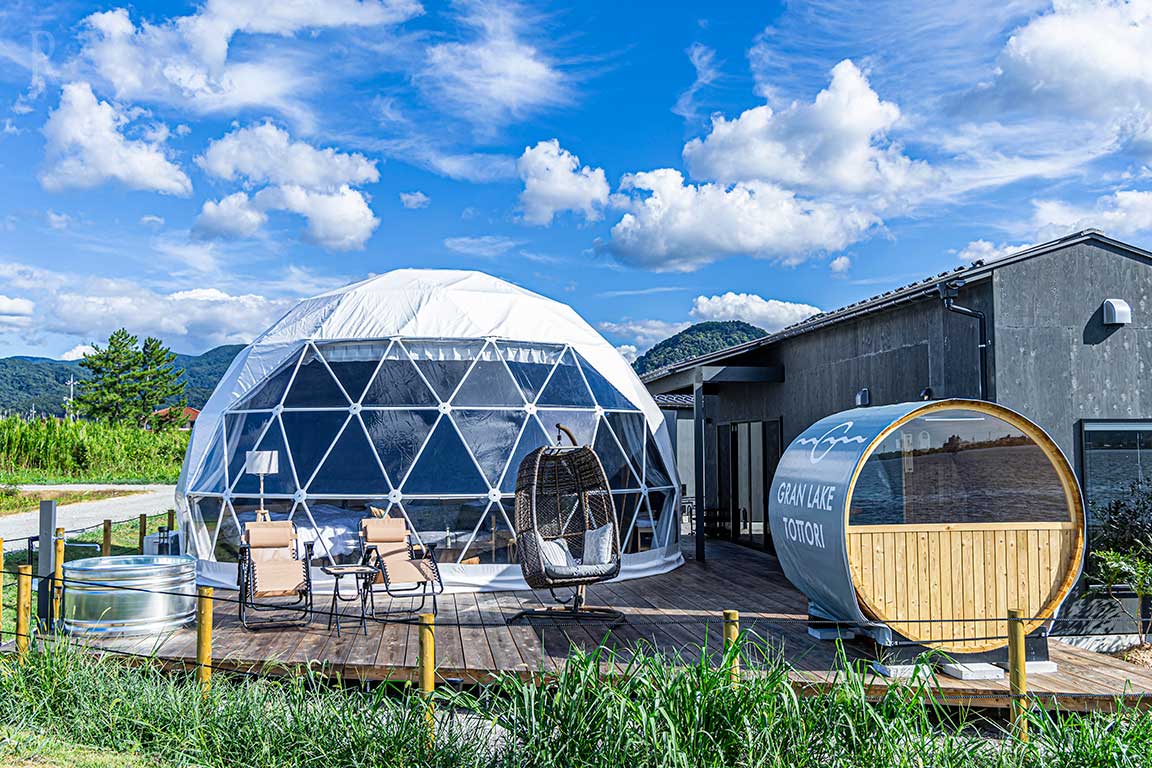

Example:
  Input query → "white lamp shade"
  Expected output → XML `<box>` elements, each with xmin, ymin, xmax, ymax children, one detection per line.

<box><xmin>245</xmin><ymin>450</ymin><xmax>279</xmax><ymax>476</ymax></box>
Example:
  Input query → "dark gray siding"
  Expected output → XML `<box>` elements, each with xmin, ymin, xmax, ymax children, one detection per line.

<box><xmin>993</xmin><ymin>241</ymin><xmax>1152</xmax><ymax>461</ymax></box>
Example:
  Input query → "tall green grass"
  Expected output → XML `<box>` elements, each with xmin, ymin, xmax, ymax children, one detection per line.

<box><xmin>0</xmin><ymin>416</ymin><xmax>188</xmax><ymax>484</ymax></box>
<box><xmin>0</xmin><ymin>638</ymin><xmax>1149</xmax><ymax>767</ymax></box>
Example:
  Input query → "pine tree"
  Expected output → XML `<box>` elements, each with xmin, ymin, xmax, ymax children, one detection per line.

<box><xmin>140</xmin><ymin>336</ymin><xmax>187</xmax><ymax>429</ymax></box>
<box><xmin>73</xmin><ymin>329</ymin><xmax>187</xmax><ymax>428</ymax></box>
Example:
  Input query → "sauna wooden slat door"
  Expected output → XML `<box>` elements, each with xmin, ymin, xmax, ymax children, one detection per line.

<box><xmin>846</xmin><ymin>521</ymin><xmax>1079</xmax><ymax>653</ymax></box>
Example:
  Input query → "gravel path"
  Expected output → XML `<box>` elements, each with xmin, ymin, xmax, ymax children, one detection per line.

<box><xmin>0</xmin><ymin>484</ymin><xmax>177</xmax><ymax>549</ymax></box>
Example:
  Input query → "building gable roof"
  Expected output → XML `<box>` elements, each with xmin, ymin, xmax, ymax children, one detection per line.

<box><xmin>641</xmin><ymin>230</ymin><xmax>1152</xmax><ymax>383</ymax></box>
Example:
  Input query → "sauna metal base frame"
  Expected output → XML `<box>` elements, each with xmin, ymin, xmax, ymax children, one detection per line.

<box><xmin>868</xmin><ymin>631</ymin><xmax>1053</xmax><ymax>669</ymax></box>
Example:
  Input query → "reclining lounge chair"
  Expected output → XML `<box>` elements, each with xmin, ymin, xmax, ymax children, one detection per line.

<box><xmin>238</xmin><ymin>519</ymin><xmax>314</xmax><ymax>630</ymax></box>
<box><xmin>360</xmin><ymin>514</ymin><xmax>443</xmax><ymax>616</ymax></box>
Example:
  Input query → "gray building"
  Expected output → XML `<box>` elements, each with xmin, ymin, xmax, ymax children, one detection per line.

<box><xmin>644</xmin><ymin>230</ymin><xmax>1151</xmax><ymax>597</ymax></box>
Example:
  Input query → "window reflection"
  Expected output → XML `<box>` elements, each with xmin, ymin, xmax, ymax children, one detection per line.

<box><xmin>850</xmin><ymin>409</ymin><xmax>1068</xmax><ymax>525</ymax></box>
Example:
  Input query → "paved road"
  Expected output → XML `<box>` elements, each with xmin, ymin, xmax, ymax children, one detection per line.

<box><xmin>0</xmin><ymin>484</ymin><xmax>177</xmax><ymax>549</ymax></box>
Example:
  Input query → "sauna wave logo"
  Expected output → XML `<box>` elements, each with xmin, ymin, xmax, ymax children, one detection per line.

<box><xmin>798</xmin><ymin>421</ymin><xmax>865</xmax><ymax>464</ymax></box>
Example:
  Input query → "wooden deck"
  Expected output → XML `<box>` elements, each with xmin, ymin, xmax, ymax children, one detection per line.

<box><xmin>78</xmin><ymin>540</ymin><xmax>1152</xmax><ymax>712</ymax></box>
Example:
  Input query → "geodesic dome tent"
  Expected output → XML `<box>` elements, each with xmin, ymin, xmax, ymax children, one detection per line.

<box><xmin>176</xmin><ymin>269</ymin><xmax>681</xmax><ymax>591</ymax></box>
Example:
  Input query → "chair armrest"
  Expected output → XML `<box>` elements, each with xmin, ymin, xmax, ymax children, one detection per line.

<box><xmin>362</xmin><ymin>544</ymin><xmax>379</xmax><ymax>567</ymax></box>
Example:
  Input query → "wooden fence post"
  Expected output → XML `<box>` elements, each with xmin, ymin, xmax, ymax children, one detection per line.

<box><xmin>1008</xmin><ymin>608</ymin><xmax>1029</xmax><ymax>742</ymax></box>
<box><xmin>102</xmin><ymin>519</ymin><xmax>112</xmax><ymax>557</ymax></box>
<box><xmin>138</xmin><ymin>513</ymin><xmax>148</xmax><ymax>554</ymax></box>
<box><xmin>167</xmin><ymin>509</ymin><xmax>176</xmax><ymax>533</ymax></box>
<box><xmin>419</xmin><ymin>612</ymin><xmax>436</xmax><ymax>735</ymax></box>
<box><xmin>16</xmin><ymin>564</ymin><xmax>32</xmax><ymax>660</ymax></box>
<box><xmin>723</xmin><ymin>609</ymin><xmax>740</xmax><ymax>686</ymax></box>
<box><xmin>197</xmin><ymin>587</ymin><xmax>213</xmax><ymax>693</ymax></box>
<box><xmin>52</xmin><ymin>527</ymin><xmax>64</xmax><ymax>628</ymax></box>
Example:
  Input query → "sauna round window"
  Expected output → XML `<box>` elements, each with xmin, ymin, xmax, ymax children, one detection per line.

<box><xmin>845</xmin><ymin>403</ymin><xmax>1084</xmax><ymax>653</ymax></box>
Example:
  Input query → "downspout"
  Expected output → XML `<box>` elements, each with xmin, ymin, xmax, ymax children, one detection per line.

<box><xmin>937</xmin><ymin>280</ymin><xmax>990</xmax><ymax>401</ymax></box>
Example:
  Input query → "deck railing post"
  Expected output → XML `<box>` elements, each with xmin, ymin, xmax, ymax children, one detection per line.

<box><xmin>419</xmin><ymin>612</ymin><xmax>436</xmax><ymax>736</ymax></box>
<box><xmin>1007</xmin><ymin>608</ymin><xmax>1028</xmax><ymax>742</ymax></box>
<box><xmin>0</xmin><ymin>535</ymin><xmax>5</xmax><ymax>640</ymax></box>
<box><xmin>138</xmin><ymin>513</ymin><xmax>148</xmax><ymax>554</ymax></box>
<box><xmin>52</xmin><ymin>527</ymin><xmax>64</xmax><ymax>630</ymax></box>
<box><xmin>167</xmin><ymin>509</ymin><xmax>176</xmax><ymax>535</ymax></box>
<box><xmin>723</xmin><ymin>609</ymin><xmax>740</xmax><ymax>686</ymax></box>
<box><xmin>102</xmin><ymin>519</ymin><xmax>112</xmax><ymax>557</ymax></box>
<box><xmin>197</xmin><ymin>586</ymin><xmax>213</xmax><ymax>693</ymax></box>
<box><xmin>16</xmin><ymin>564</ymin><xmax>31</xmax><ymax>660</ymax></box>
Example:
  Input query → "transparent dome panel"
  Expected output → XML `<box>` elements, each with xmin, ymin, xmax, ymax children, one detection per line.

<box><xmin>453</xmin><ymin>409</ymin><xmax>525</xmax><ymax>487</ymax></box>
<box><xmin>308</xmin><ymin>416</ymin><xmax>391</xmax><ymax>495</ymax></box>
<box><xmin>850</xmin><ymin>409</ymin><xmax>1070</xmax><ymax>526</ymax></box>
<box><xmin>594</xmin><ymin>417</ymin><xmax>641</xmax><ymax>490</ymax></box>
<box><xmin>403</xmin><ymin>417</ymin><xmax>488</xmax><ymax>495</ymax></box>
<box><xmin>576</xmin><ymin>352</ymin><xmax>635</xmax><ymax>410</ymax></box>
<box><xmin>190</xmin><ymin>426</ymin><xmax>228</xmax><ymax>494</ymax></box>
<box><xmin>456</xmin><ymin>504</ymin><xmax>516</xmax><ymax>564</ymax></box>
<box><xmin>405</xmin><ymin>340</ymin><xmax>484</xmax><ymax>402</ymax></box>
<box><xmin>230</xmin><ymin>415</ymin><xmax>296</xmax><ymax>495</ymax></box>
<box><xmin>606</xmin><ymin>412</ymin><xmax>646</xmax><ymax>479</ymax></box>
<box><xmin>234</xmin><ymin>352</ymin><xmax>300</xmax><ymax>410</ymax></box>
<box><xmin>284</xmin><ymin>348</ymin><xmax>350</xmax><ymax>408</ymax></box>
<box><xmin>501</xmin><ymin>415</ymin><xmax>552</xmax><ymax>493</ymax></box>
<box><xmin>281</xmin><ymin>410</ymin><xmax>349</xmax><ymax>488</ymax></box>
<box><xmin>498</xmin><ymin>342</ymin><xmax>563</xmax><ymax>403</ymax></box>
<box><xmin>538</xmin><ymin>409</ymin><xmax>598</xmax><ymax>448</ymax></box>
<box><xmin>400</xmin><ymin>498</ymin><xmax>490</xmax><ymax>556</ymax></box>
<box><xmin>189</xmin><ymin>496</ymin><xmax>224</xmax><ymax>559</ymax></box>
<box><xmin>644</xmin><ymin>434</ymin><xmax>673</xmax><ymax>488</ymax></box>
<box><xmin>537</xmin><ymin>349</ymin><xmax>594</xmax><ymax>407</ymax></box>
<box><xmin>452</xmin><ymin>344</ymin><xmax>525</xmax><ymax>407</ymax></box>
<box><xmin>298</xmin><ymin>499</ymin><xmax>379</xmax><ymax>564</ymax></box>
<box><xmin>362</xmin><ymin>409</ymin><xmax>438</xmax><ymax>488</ymax></box>
<box><xmin>224</xmin><ymin>411</ymin><xmax>274</xmax><ymax>486</ymax></box>
<box><xmin>319</xmin><ymin>341</ymin><xmax>390</xmax><ymax>403</ymax></box>
<box><xmin>361</xmin><ymin>347</ymin><xmax>438</xmax><ymax>406</ymax></box>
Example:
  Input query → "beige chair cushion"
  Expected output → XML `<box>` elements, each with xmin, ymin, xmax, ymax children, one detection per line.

<box><xmin>362</xmin><ymin>516</ymin><xmax>408</xmax><ymax>543</ymax></box>
<box><xmin>246</xmin><ymin>521</ymin><xmax>295</xmax><ymax>547</ymax></box>
<box><xmin>381</xmin><ymin>557</ymin><xmax>436</xmax><ymax>585</ymax></box>
<box><xmin>251</xmin><ymin>559</ymin><xmax>307</xmax><ymax>597</ymax></box>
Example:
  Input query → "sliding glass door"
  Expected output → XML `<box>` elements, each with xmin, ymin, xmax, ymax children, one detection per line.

<box><xmin>720</xmin><ymin>419</ymin><xmax>781</xmax><ymax>550</ymax></box>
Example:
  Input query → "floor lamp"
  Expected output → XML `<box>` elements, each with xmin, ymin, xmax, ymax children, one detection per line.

<box><xmin>245</xmin><ymin>450</ymin><xmax>279</xmax><ymax>521</ymax></box>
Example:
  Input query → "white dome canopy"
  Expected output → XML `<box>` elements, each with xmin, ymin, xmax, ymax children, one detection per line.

<box><xmin>177</xmin><ymin>269</ymin><xmax>682</xmax><ymax>592</ymax></box>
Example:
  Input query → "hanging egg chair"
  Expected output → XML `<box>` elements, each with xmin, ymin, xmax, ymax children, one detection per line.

<box><xmin>509</xmin><ymin>424</ymin><xmax>624</xmax><ymax>623</ymax></box>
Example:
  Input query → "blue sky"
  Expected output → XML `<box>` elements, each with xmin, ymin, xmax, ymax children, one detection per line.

<box><xmin>1</xmin><ymin>0</ymin><xmax>1150</xmax><ymax>360</ymax></box>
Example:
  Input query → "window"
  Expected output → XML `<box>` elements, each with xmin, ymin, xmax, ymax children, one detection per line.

<box><xmin>850</xmin><ymin>409</ymin><xmax>1068</xmax><ymax>526</ymax></box>
<box><xmin>1082</xmin><ymin>422</ymin><xmax>1152</xmax><ymax>526</ymax></box>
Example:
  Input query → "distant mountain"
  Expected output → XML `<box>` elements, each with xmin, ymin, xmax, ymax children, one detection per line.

<box><xmin>632</xmin><ymin>321</ymin><xmax>768</xmax><ymax>376</ymax></box>
<box><xmin>0</xmin><ymin>345</ymin><xmax>244</xmax><ymax>417</ymax></box>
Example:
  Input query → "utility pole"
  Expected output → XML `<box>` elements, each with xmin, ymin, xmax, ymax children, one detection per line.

<box><xmin>64</xmin><ymin>375</ymin><xmax>76</xmax><ymax>421</ymax></box>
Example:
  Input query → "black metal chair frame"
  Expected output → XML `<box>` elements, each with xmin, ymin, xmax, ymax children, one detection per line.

<box><xmin>237</xmin><ymin>539</ymin><xmax>315</xmax><ymax>631</ymax></box>
<box><xmin>361</xmin><ymin>540</ymin><xmax>444</xmax><ymax>618</ymax></box>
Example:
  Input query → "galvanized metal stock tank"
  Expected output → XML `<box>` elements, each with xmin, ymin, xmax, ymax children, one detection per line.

<box><xmin>63</xmin><ymin>555</ymin><xmax>197</xmax><ymax>636</ymax></box>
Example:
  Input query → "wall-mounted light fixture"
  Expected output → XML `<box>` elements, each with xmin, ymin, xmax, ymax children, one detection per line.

<box><xmin>855</xmin><ymin>388</ymin><xmax>871</xmax><ymax>407</ymax></box>
<box><xmin>1103</xmin><ymin>298</ymin><xmax>1132</xmax><ymax>326</ymax></box>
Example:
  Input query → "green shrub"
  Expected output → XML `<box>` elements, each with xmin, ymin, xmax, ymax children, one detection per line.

<box><xmin>0</xmin><ymin>416</ymin><xmax>188</xmax><ymax>484</ymax></box>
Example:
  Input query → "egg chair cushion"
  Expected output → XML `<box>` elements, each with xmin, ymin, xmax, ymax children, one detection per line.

<box><xmin>582</xmin><ymin>523</ymin><xmax>614</xmax><ymax>566</ymax></box>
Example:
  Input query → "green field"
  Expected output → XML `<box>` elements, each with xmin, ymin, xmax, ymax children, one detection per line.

<box><xmin>0</xmin><ymin>417</ymin><xmax>188</xmax><ymax>484</ymax></box>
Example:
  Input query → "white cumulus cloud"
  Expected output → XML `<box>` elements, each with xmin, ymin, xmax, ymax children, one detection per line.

<box><xmin>690</xmin><ymin>292</ymin><xmax>820</xmax><ymax>332</ymax></box>
<box><xmin>77</xmin><ymin>2</ymin><xmax>421</xmax><ymax>122</ymax></box>
<box><xmin>400</xmin><ymin>191</ymin><xmax>430</xmax><ymax>209</ymax></box>
<box><xmin>683</xmin><ymin>60</ymin><xmax>936</xmax><ymax>199</ymax></box>
<box><xmin>672</xmin><ymin>43</ymin><xmax>721</xmax><ymax>123</ymax></box>
<box><xmin>829</xmin><ymin>255</ymin><xmax>851</xmax><ymax>273</ymax></box>
<box><xmin>60</xmin><ymin>344</ymin><xmax>95</xmax><ymax>361</ymax></box>
<box><xmin>598</xmin><ymin>319</ymin><xmax>691</xmax><ymax>348</ymax></box>
<box><xmin>40</xmin><ymin>82</ymin><xmax>192</xmax><ymax>195</ymax></box>
<box><xmin>197</xmin><ymin>122</ymin><xmax>379</xmax><ymax>189</ymax></box>
<box><xmin>195</xmin><ymin>124</ymin><xmax>380</xmax><ymax>250</ymax></box>
<box><xmin>615</xmin><ymin>344</ymin><xmax>639</xmax><ymax>363</ymax></box>
<box><xmin>1032</xmin><ymin>189</ymin><xmax>1152</xmax><ymax>240</ymax></box>
<box><xmin>954</xmin><ymin>239</ymin><xmax>1032</xmax><ymax>263</ymax></box>
<box><xmin>517</xmin><ymin>139</ymin><xmax>609</xmax><ymax>225</ymax></box>
<box><xmin>607</xmin><ymin>169</ymin><xmax>878</xmax><ymax>272</ymax></box>
<box><xmin>0</xmin><ymin>295</ymin><xmax>35</xmax><ymax>328</ymax></box>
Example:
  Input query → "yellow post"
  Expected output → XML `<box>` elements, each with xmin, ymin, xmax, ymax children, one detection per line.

<box><xmin>52</xmin><ymin>527</ymin><xmax>64</xmax><ymax>627</ymax></box>
<box><xmin>196</xmin><ymin>587</ymin><xmax>213</xmax><ymax>693</ymax></box>
<box><xmin>138</xmin><ymin>513</ymin><xmax>148</xmax><ymax>554</ymax></box>
<box><xmin>0</xmin><ymin>536</ymin><xmax>5</xmax><ymax>640</ymax></box>
<box><xmin>419</xmin><ymin>612</ymin><xmax>436</xmax><ymax>735</ymax></box>
<box><xmin>16</xmin><ymin>564</ymin><xmax>32</xmax><ymax>660</ymax></box>
<box><xmin>722</xmin><ymin>609</ymin><xmax>740</xmax><ymax>686</ymax></box>
<box><xmin>102</xmin><ymin>519</ymin><xmax>112</xmax><ymax>557</ymax></box>
<box><xmin>1008</xmin><ymin>608</ymin><xmax>1029</xmax><ymax>742</ymax></box>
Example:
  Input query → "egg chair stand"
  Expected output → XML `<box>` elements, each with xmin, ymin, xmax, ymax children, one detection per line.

<box><xmin>509</xmin><ymin>426</ymin><xmax>625</xmax><ymax>625</ymax></box>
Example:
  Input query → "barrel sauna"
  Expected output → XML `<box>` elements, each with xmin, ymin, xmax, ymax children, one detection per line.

<box><xmin>768</xmin><ymin>399</ymin><xmax>1084</xmax><ymax>654</ymax></box>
